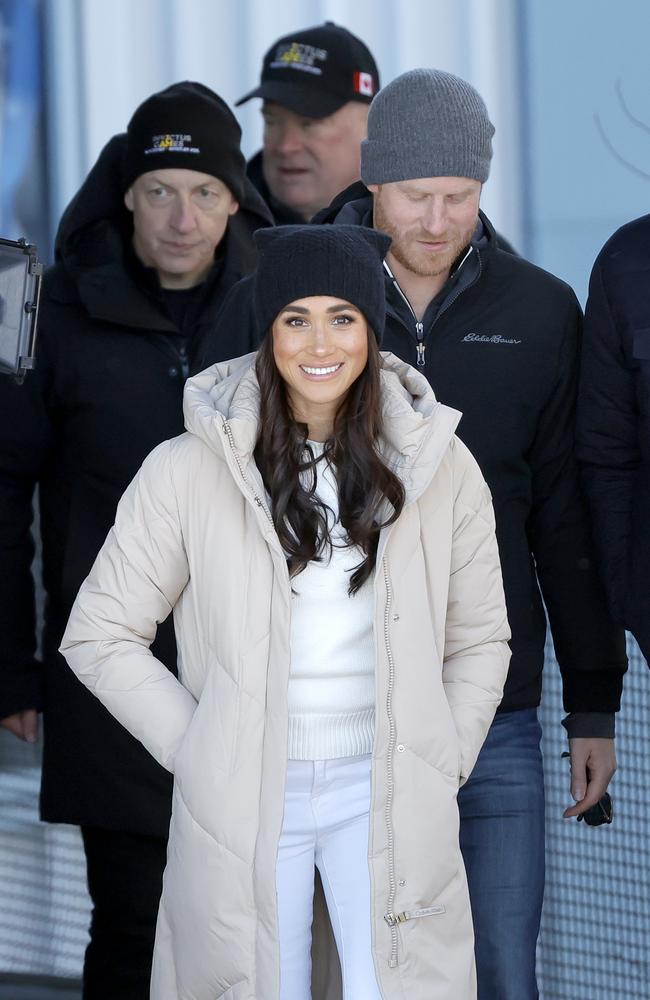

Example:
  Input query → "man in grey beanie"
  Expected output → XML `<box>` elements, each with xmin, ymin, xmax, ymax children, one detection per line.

<box><xmin>201</xmin><ymin>67</ymin><xmax>626</xmax><ymax>998</ymax></box>
<box><xmin>315</xmin><ymin>67</ymin><xmax>627</xmax><ymax>999</ymax></box>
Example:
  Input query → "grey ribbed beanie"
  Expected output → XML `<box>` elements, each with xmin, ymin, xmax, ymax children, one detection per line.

<box><xmin>361</xmin><ymin>68</ymin><xmax>494</xmax><ymax>185</ymax></box>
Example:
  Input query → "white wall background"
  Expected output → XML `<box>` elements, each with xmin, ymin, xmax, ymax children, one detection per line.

<box><xmin>521</xmin><ymin>0</ymin><xmax>650</xmax><ymax>301</ymax></box>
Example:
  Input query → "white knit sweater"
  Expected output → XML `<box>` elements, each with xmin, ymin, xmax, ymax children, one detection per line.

<box><xmin>287</xmin><ymin>445</ymin><xmax>376</xmax><ymax>760</ymax></box>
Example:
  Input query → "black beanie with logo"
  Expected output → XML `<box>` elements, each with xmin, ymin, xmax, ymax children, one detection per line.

<box><xmin>122</xmin><ymin>81</ymin><xmax>246</xmax><ymax>201</ymax></box>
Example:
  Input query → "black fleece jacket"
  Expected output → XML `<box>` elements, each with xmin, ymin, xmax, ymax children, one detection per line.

<box><xmin>576</xmin><ymin>214</ymin><xmax>650</xmax><ymax>663</ymax></box>
<box><xmin>206</xmin><ymin>184</ymin><xmax>627</xmax><ymax>729</ymax></box>
<box><xmin>0</xmin><ymin>133</ymin><xmax>272</xmax><ymax>835</ymax></box>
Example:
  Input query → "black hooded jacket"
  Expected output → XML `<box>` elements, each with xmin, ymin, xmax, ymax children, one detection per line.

<box><xmin>576</xmin><ymin>214</ymin><xmax>650</xmax><ymax>662</ymax></box>
<box><xmin>0</xmin><ymin>134</ymin><xmax>272</xmax><ymax>835</ymax></box>
<box><xmin>207</xmin><ymin>183</ymin><xmax>627</xmax><ymax>728</ymax></box>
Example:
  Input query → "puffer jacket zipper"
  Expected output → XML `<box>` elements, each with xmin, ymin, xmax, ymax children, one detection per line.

<box><xmin>221</xmin><ymin>418</ymin><xmax>274</xmax><ymax>527</ymax></box>
<box><xmin>382</xmin><ymin>556</ymin><xmax>400</xmax><ymax>968</ymax></box>
<box><xmin>384</xmin><ymin>247</ymin><xmax>480</xmax><ymax>369</ymax></box>
<box><xmin>384</xmin><ymin>904</ymin><xmax>446</xmax><ymax>927</ymax></box>
<box><xmin>381</xmin><ymin>556</ymin><xmax>448</xmax><ymax>966</ymax></box>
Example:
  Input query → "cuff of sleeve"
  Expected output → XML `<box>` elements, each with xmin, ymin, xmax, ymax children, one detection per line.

<box><xmin>0</xmin><ymin>662</ymin><xmax>44</xmax><ymax>720</ymax></box>
<box><xmin>561</xmin><ymin>712</ymin><xmax>615</xmax><ymax>739</ymax></box>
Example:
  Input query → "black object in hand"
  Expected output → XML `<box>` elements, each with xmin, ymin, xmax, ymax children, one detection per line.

<box><xmin>577</xmin><ymin>793</ymin><xmax>613</xmax><ymax>826</ymax></box>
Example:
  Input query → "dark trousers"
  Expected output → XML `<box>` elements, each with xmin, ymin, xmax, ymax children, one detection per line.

<box><xmin>81</xmin><ymin>826</ymin><xmax>168</xmax><ymax>1000</ymax></box>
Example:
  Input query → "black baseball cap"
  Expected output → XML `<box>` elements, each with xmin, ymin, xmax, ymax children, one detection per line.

<box><xmin>236</xmin><ymin>22</ymin><xmax>379</xmax><ymax>119</ymax></box>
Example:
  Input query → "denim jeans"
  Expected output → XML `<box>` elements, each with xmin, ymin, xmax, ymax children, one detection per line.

<box><xmin>458</xmin><ymin>708</ymin><xmax>545</xmax><ymax>1000</ymax></box>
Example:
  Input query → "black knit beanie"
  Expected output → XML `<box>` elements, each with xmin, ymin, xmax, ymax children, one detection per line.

<box><xmin>253</xmin><ymin>225</ymin><xmax>391</xmax><ymax>340</ymax></box>
<box><xmin>122</xmin><ymin>81</ymin><xmax>246</xmax><ymax>201</ymax></box>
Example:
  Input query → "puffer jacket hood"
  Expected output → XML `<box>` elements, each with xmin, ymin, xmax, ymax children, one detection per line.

<box><xmin>183</xmin><ymin>351</ymin><xmax>463</xmax><ymax>504</ymax></box>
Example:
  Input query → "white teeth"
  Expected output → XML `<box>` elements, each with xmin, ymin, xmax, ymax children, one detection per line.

<box><xmin>301</xmin><ymin>364</ymin><xmax>341</xmax><ymax>375</ymax></box>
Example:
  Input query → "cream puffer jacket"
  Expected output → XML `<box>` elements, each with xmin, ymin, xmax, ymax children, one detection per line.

<box><xmin>61</xmin><ymin>352</ymin><xmax>510</xmax><ymax>1000</ymax></box>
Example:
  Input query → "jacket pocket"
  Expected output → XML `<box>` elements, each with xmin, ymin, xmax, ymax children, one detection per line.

<box><xmin>174</xmin><ymin>659</ymin><xmax>242</xmax><ymax>780</ymax></box>
<box><xmin>632</xmin><ymin>329</ymin><xmax>650</xmax><ymax>361</ymax></box>
<box><xmin>216</xmin><ymin>981</ymin><xmax>249</xmax><ymax>999</ymax></box>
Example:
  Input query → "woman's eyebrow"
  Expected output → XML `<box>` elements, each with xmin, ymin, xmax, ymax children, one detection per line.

<box><xmin>326</xmin><ymin>303</ymin><xmax>360</xmax><ymax>314</ymax></box>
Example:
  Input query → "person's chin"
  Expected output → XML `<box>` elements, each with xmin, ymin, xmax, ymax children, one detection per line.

<box><xmin>158</xmin><ymin>250</ymin><xmax>202</xmax><ymax>271</ymax></box>
<box><xmin>271</xmin><ymin>176</ymin><xmax>314</xmax><ymax>209</ymax></box>
<box><xmin>409</xmin><ymin>243</ymin><xmax>456</xmax><ymax>274</ymax></box>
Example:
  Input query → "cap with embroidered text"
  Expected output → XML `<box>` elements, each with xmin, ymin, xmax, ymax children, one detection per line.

<box><xmin>236</xmin><ymin>22</ymin><xmax>379</xmax><ymax>119</ymax></box>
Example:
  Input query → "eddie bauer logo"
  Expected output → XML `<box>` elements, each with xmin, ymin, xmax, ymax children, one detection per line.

<box><xmin>462</xmin><ymin>332</ymin><xmax>522</xmax><ymax>345</ymax></box>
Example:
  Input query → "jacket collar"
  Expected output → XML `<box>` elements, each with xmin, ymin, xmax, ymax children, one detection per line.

<box><xmin>183</xmin><ymin>352</ymin><xmax>461</xmax><ymax>504</ymax></box>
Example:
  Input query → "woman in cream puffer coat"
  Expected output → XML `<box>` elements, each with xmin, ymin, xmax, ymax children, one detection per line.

<box><xmin>61</xmin><ymin>226</ymin><xmax>510</xmax><ymax>1000</ymax></box>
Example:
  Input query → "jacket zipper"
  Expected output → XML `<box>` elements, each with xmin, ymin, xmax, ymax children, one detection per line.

<box><xmin>221</xmin><ymin>418</ymin><xmax>274</xmax><ymax>527</ymax></box>
<box><xmin>384</xmin><ymin>904</ymin><xmax>446</xmax><ymax>927</ymax></box>
<box><xmin>382</xmin><ymin>557</ymin><xmax>400</xmax><ymax>968</ymax></box>
<box><xmin>383</xmin><ymin>247</ymin><xmax>479</xmax><ymax>369</ymax></box>
<box><xmin>178</xmin><ymin>342</ymin><xmax>189</xmax><ymax>380</ymax></box>
<box><xmin>385</xmin><ymin>265</ymin><xmax>426</xmax><ymax>367</ymax></box>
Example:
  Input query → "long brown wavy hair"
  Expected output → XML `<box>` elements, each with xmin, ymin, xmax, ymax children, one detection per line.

<box><xmin>254</xmin><ymin>329</ymin><xmax>405</xmax><ymax>594</ymax></box>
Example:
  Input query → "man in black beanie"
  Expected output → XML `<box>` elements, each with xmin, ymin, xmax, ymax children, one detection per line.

<box><xmin>0</xmin><ymin>81</ymin><xmax>271</xmax><ymax>999</ymax></box>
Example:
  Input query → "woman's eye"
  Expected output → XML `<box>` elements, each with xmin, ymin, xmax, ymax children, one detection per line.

<box><xmin>287</xmin><ymin>317</ymin><xmax>307</xmax><ymax>327</ymax></box>
<box><xmin>332</xmin><ymin>314</ymin><xmax>354</xmax><ymax>325</ymax></box>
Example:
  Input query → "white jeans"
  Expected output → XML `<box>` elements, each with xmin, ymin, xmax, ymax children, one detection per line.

<box><xmin>276</xmin><ymin>754</ymin><xmax>383</xmax><ymax>1000</ymax></box>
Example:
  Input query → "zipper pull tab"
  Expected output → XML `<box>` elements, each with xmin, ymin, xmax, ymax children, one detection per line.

<box><xmin>384</xmin><ymin>911</ymin><xmax>406</xmax><ymax>927</ymax></box>
<box><xmin>415</xmin><ymin>322</ymin><xmax>425</xmax><ymax>367</ymax></box>
<box><xmin>179</xmin><ymin>344</ymin><xmax>189</xmax><ymax>380</ymax></box>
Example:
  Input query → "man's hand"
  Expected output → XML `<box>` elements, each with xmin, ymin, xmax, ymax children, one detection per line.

<box><xmin>0</xmin><ymin>709</ymin><xmax>39</xmax><ymax>743</ymax></box>
<box><xmin>563</xmin><ymin>737</ymin><xmax>616</xmax><ymax>818</ymax></box>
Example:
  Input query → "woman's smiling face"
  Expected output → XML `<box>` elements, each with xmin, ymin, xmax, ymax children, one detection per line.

<box><xmin>271</xmin><ymin>295</ymin><xmax>369</xmax><ymax>436</ymax></box>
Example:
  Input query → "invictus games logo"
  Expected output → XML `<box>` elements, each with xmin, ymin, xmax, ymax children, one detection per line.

<box><xmin>271</xmin><ymin>42</ymin><xmax>328</xmax><ymax>76</ymax></box>
<box><xmin>144</xmin><ymin>134</ymin><xmax>201</xmax><ymax>155</ymax></box>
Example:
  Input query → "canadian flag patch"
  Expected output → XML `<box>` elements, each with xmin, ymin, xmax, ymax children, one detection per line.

<box><xmin>353</xmin><ymin>71</ymin><xmax>375</xmax><ymax>97</ymax></box>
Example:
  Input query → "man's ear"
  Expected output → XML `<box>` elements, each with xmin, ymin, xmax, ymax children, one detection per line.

<box><xmin>124</xmin><ymin>187</ymin><xmax>134</xmax><ymax>212</ymax></box>
<box><xmin>228</xmin><ymin>199</ymin><xmax>240</xmax><ymax>217</ymax></box>
<box><xmin>366</xmin><ymin>184</ymin><xmax>379</xmax><ymax>195</ymax></box>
